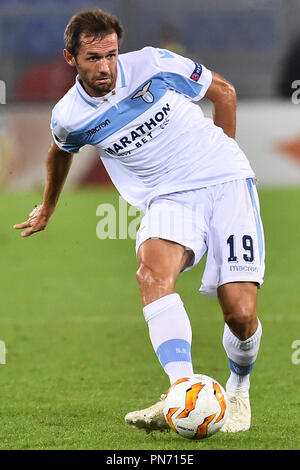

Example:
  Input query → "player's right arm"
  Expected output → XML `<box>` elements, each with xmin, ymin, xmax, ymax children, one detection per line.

<box><xmin>14</xmin><ymin>141</ymin><xmax>73</xmax><ymax>237</ymax></box>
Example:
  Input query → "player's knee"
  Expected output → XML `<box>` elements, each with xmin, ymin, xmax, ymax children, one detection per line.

<box><xmin>223</xmin><ymin>301</ymin><xmax>257</xmax><ymax>339</ymax></box>
<box><xmin>136</xmin><ymin>263</ymin><xmax>175</xmax><ymax>292</ymax></box>
<box><xmin>224</xmin><ymin>306</ymin><xmax>254</xmax><ymax>327</ymax></box>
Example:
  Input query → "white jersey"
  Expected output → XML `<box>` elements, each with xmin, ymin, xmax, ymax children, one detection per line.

<box><xmin>51</xmin><ymin>47</ymin><xmax>254</xmax><ymax>211</ymax></box>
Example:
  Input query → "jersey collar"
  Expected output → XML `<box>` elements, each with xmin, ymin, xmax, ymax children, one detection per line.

<box><xmin>75</xmin><ymin>58</ymin><xmax>127</xmax><ymax>108</ymax></box>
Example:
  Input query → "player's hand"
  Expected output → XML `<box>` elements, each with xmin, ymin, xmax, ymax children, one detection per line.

<box><xmin>13</xmin><ymin>205</ymin><xmax>50</xmax><ymax>238</ymax></box>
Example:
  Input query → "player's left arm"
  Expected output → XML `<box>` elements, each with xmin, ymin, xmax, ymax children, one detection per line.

<box><xmin>204</xmin><ymin>72</ymin><xmax>236</xmax><ymax>139</ymax></box>
<box><xmin>152</xmin><ymin>48</ymin><xmax>236</xmax><ymax>138</ymax></box>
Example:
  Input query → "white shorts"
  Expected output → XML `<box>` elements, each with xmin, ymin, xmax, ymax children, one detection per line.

<box><xmin>136</xmin><ymin>178</ymin><xmax>265</xmax><ymax>296</ymax></box>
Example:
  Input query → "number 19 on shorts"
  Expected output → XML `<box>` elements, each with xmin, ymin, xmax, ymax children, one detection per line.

<box><xmin>227</xmin><ymin>234</ymin><xmax>254</xmax><ymax>263</ymax></box>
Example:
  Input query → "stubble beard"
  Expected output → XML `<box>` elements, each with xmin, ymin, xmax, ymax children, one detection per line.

<box><xmin>77</xmin><ymin>66</ymin><xmax>115</xmax><ymax>97</ymax></box>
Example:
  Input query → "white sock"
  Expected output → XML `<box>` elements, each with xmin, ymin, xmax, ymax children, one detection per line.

<box><xmin>223</xmin><ymin>319</ymin><xmax>262</xmax><ymax>393</ymax></box>
<box><xmin>143</xmin><ymin>293</ymin><xmax>194</xmax><ymax>384</ymax></box>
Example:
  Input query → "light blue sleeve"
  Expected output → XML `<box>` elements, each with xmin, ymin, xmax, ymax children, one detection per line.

<box><xmin>152</xmin><ymin>47</ymin><xmax>212</xmax><ymax>101</ymax></box>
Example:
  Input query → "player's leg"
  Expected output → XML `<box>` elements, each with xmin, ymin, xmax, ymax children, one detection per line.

<box><xmin>125</xmin><ymin>190</ymin><xmax>208</xmax><ymax>432</ymax></box>
<box><xmin>125</xmin><ymin>238</ymin><xmax>194</xmax><ymax>431</ymax></box>
<box><xmin>218</xmin><ymin>281</ymin><xmax>262</xmax><ymax>432</ymax></box>
<box><xmin>218</xmin><ymin>281</ymin><xmax>259</xmax><ymax>341</ymax></box>
<box><xmin>200</xmin><ymin>178</ymin><xmax>265</xmax><ymax>432</ymax></box>
<box><xmin>137</xmin><ymin>238</ymin><xmax>195</xmax><ymax>384</ymax></box>
<box><xmin>134</xmin><ymin>191</ymin><xmax>208</xmax><ymax>385</ymax></box>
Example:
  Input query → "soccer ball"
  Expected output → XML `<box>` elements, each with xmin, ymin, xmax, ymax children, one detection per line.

<box><xmin>163</xmin><ymin>374</ymin><xmax>228</xmax><ymax>439</ymax></box>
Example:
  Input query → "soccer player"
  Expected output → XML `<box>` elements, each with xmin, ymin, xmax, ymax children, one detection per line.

<box><xmin>14</xmin><ymin>9</ymin><xmax>265</xmax><ymax>433</ymax></box>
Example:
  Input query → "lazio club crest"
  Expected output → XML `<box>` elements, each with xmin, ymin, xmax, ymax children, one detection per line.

<box><xmin>131</xmin><ymin>81</ymin><xmax>154</xmax><ymax>103</ymax></box>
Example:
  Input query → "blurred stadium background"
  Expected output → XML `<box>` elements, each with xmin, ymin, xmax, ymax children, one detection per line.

<box><xmin>1</xmin><ymin>0</ymin><xmax>300</xmax><ymax>190</ymax></box>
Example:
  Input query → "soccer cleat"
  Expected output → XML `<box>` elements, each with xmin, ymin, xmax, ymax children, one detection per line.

<box><xmin>125</xmin><ymin>394</ymin><xmax>169</xmax><ymax>433</ymax></box>
<box><xmin>220</xmin><ymin>391</ymin><xmax>251</xmax><ymax>432</ymax></box>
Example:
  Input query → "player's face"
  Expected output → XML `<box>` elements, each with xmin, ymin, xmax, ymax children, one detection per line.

<box><xmin>74</xmin><ymin>32</ymin><xmax>119</xmax><ymax>97</ymax></box>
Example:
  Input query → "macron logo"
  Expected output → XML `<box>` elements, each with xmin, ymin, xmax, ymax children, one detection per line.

<box><xmin>158</xmin><ymin>49</ymin><xmax>174</xmax><ymax>59</ymax></box>
<box><xmin>85</xmin><ymin>119</ymin><xmax>111</xmax><ymax>137</ymax></box>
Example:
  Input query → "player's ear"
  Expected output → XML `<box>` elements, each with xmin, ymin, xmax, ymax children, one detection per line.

<box><xmin>63</xmin><ymin>49</ymin><xmax>76</xmax><ymax>67</ymax></box>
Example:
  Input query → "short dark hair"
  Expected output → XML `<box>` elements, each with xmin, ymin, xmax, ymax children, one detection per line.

<box><xmin>64</xmin><ymin>9</ymin><xmax>124</xmax><ymax>57</ymax></box>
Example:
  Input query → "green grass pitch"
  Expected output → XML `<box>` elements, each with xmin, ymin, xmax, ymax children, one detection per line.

<box><xmin>0</xmin><ymin>186</ymin><xmax>300</xmax><ymax>450</ymax></box>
